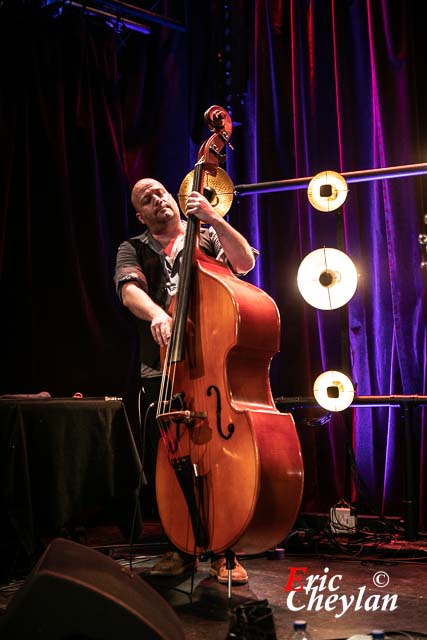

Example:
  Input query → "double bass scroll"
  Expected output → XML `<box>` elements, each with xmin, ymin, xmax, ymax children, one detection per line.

<box><xmin>169</xmin><ymin>105</ymin><xmax>233</xmax><ymax>365</ymax></box>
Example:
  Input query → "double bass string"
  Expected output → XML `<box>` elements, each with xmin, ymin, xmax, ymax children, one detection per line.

<box><xmin>156</xmin><ymin>278</ymin><xmax>184</xmax><ymax>457</ymax></box>
<box><xmin>155</xmin><ymin>162</ymin><xmax>202</xmax><ymax>456</ymax></box>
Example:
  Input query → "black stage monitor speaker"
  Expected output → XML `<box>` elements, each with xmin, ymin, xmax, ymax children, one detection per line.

<box><xmin>0</xmin><ymin>537</ymin><xmax>185</xmax><ymax>640</ymax></box>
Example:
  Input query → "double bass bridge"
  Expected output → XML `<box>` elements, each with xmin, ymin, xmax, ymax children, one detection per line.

<box><xmin>157</xmin><ymin>410</ymin><xmax>209</xmax><ymax>455</ymax></box>
<box><xmin>157</xmin><ymin>409</ymin><xmax>207</xmax><ymax>426</ymax></box>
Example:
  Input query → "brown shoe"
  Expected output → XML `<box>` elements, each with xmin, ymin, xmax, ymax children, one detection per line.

<box><xmin>148</xmin><ymin>551</ymin><xmax>198</xmax><ymax>576</ymax></box>
<box><xmin>209</xmin><ymin>557</ymin><xmax>248</xmax><ymax>584</ymax></box>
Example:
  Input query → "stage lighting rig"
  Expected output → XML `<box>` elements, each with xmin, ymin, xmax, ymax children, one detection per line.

<box><xmin>313</xmin><ymin>370</ymin><xmax>355</xmax><ymax>412</ymax></box>
<box><xmin>41</xmin><ymin>0</ymin><xmax>187</xmax><ymax>35</ymax></box>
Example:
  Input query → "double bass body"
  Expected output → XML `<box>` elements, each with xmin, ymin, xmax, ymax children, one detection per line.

<box><xmin>156</xmin><ymin>247</ymin><xmax>304</xmax><ymax>556</ymax></box>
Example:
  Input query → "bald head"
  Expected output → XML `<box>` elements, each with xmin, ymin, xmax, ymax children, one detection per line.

<box><xmin>131</xmin><ymin>178</ymin><xmax>165</xmax><ymax>212</ymax></box>
<box><xmin>131</xmin><ymin>178</ymin><xmax>181</xmax><ymax>231</ymax></box>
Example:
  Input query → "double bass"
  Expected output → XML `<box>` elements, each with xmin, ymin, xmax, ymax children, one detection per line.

<box><xmin>155</xmin><ymin>106</ymin><xmax>303</xmax><ymax>556</ymax></box>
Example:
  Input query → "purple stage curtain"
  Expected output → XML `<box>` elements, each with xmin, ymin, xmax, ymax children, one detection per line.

<box><xmin>0</xmin><ymin>1</ymin><xmax>426</xmax><ymax>528</ymax></box>
<box><xmin>233</xmin><ymin>0</ymin><xmax>427</xmax><ymax>526</ymax></box>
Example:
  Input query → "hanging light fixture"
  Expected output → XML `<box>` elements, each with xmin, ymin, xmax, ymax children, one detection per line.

<box><xmin>297</xmin><ymin>247</ymin><xmax>358</xmax><ymax>310</ymax></box>
<box><xmin>313</xmin><ymin>370</ymin><xmax>355</xmax><ymax>412</ymax></box>
<box><xmin>307</xmin><ymin>170</ymin><xmax>348</xmax><ymax>212</ymax></box>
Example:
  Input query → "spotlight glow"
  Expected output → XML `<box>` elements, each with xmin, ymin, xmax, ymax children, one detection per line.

<box><xmin>313</xmin><ymin>370</ymin><xmax>355</xmax><ymax>412</ymax></box>
<box><xmin>297</xmin><ymin>247</ymin><xmax>358</xmax><ymax>310</ymax></box>
<box><xmin>307</xmin><ymin>170</ymin><xmax>348</xmax><ymax>212</ymax></box>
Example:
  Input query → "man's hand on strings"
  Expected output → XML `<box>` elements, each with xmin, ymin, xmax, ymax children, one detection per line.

<box><xmin>186</xmin><ymin>191</ymin><xmax>219</xmax><ymax>224</ymax></box>
<box><xmin>151</xmin><ymin>310</ymin><xmax>173</xmax><ymax>347</ymax></box>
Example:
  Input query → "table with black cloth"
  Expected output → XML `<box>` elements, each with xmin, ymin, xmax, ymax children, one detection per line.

<box><xmin>0</xmin><ymin>397</ymin><xmax>143</xmax><ymax>572</ymax></box>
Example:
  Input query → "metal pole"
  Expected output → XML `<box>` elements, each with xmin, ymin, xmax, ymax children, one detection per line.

<box><xmin>401</xmin><ymin>403</ymin><xmax>419</xmax><ymax>540</ymax></box>
<box><xmin>234</xmin><ymin>163</ymin><xmax>427</xmax><ymax>196</ymax></box>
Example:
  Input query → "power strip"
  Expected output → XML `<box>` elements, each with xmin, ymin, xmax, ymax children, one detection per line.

<box><xmin>329</xmin><ymin>507</ymin><xmax>357</xmax><ymax>534</ymax></box>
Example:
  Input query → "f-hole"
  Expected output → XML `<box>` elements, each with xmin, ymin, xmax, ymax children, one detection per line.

<box><xmin>207</xmin><ymin>385</ymin><xmax>235</xmax><ymax>440</ymax></box>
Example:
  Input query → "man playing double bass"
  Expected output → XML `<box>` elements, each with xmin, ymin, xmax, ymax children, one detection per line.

<box><xmin>114</xmin><ymin>177</ymin><xmax>256</xmax><ymax>583</ymax></box>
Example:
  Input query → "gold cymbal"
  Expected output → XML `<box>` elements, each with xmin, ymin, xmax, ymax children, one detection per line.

<box><xmin>178</xmin><ymin>167</ymin><xmax>234</xmax><ymax>218</ymax></box>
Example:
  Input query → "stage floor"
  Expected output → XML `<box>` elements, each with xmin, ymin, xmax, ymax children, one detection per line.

<box><xmin>1</xmin><ymin>521</ymin><xmax>426</xmax><ymax>639</ymax></box>
<box><xmin>136</xmin><ymin>546</ymin><xmax>427</xmax><ymax>639</ymax></box>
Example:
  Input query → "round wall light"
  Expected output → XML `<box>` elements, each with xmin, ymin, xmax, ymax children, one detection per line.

<box><xmin>307</xmin><ymin>170</ymin><xmax>348</xmax><ymax>212</ymax></box>
<box><xmin>313</xmin><ymin>370</ymin><xmax>355</xmax><ymax>412</ymax></box>
<box><xmin>297</xmin><ymin>247</ymin><xmax>358</xmax><ymax>310</ymax></box>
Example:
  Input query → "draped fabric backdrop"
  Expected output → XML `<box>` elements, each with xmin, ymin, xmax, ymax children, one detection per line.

<box><xmin>1</xmin><ymin>1</ymin><xmax>426</xmax><ymax>528</ymax></box>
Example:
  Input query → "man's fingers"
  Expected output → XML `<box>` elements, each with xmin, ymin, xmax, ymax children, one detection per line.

<box><xmin>151</xmin><ymin>320</ymin><xmax>171</xmax><ymax>346</ymax></box>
